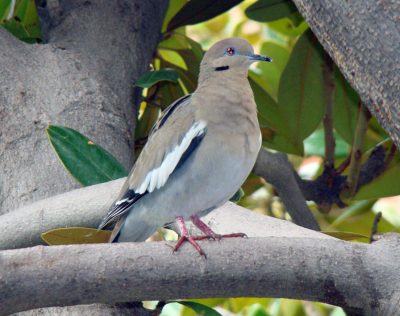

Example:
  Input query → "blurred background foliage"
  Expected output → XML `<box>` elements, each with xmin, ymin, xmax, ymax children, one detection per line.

<box><xmin>2</xmin><ymin>1</ymin><xmax>400</xmax><ymax>315</ymax></box>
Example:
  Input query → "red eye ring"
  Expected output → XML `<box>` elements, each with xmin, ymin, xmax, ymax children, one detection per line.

<box><xmin>226</xmin><ymin>47</ymin><xmax>235</xmax><ymax>56</ymax></box>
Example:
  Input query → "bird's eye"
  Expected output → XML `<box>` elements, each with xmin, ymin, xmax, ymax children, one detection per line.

<box><xmin>225</xmin><ymin>47</ymin><xmax>235</xmax><ymax>56</ymax></box>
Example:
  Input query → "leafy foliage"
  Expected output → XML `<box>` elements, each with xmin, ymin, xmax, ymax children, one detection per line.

<box><xmin>0</xmin><ymin>0</ymin><xmax>41</xmax><ymax>43</ymax></box>
<box><xmin>245</xmin><ymin>0</ymin><xmax>298</xmax><ymax>22</ymax></box>
<box><xmin>136</xmin><ymin>69</ymin><xmax>179</xmax><ymax>88</ymax></box>
<box><xmin>167</xmin><ymin>0</ymin><xmax>243</xmax><ymax>32</ymax></box>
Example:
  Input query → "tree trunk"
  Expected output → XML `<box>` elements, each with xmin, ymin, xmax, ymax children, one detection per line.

<box><xmin>292</xmin><ymin>0</ymin><xmax>400</xmax><ymax>148</ymax></box>
<box><xmin>0</xmin><ymin>0</ymin><xmax>168</xmax><ymax>214</ymax></box>
<box><xmin>0</xmin><ymin>0</ymin><xmax>168</xmax><ymax>314</ymax></box>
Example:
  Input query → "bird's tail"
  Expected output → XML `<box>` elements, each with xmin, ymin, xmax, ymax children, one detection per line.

<box><xmin>111</xmin><ymin>215</ymin><xmax>158</xmax><ymax>243</ymax></box>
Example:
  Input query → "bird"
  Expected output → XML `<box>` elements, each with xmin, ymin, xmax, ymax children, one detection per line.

<box><xmin>98</xmin><ymin>38</ymin><xmax>272</xmax><ymax>256</ymax></box>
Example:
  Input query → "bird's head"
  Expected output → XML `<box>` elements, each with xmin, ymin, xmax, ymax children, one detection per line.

<box><xmin>199</xmin><ymin>38</ymin><xmax>272</xmax><ymax>81</ymax></box>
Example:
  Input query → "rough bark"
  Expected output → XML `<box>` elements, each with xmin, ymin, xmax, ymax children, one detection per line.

<box><xmin>0</xmin><ymin>0</ymin><xmax>168</xmax><ymax>314</ymax></box>
<box><xmin>0</xmin><ymin>0</ymin><xmax>168</xmax><ymax>214</ymax></box>
<box><xmin>1</xmin><ymin>231</ymin><xmax>399</xmax><ymax>315</ymax></box>
<box><xmin>292</xmin><ymin>0</ymin><xmax>400</xmax><ymax>148</ymax></box>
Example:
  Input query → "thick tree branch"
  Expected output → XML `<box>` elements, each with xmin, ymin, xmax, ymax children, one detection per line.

<box><xmin>253</xmin><ymin>149</ymin><xmax>320</xmax><ymax>231</ymax></box>
<box><xmin>1</xmin><ymin>232</ymin><xmax>399</xmax><ymax>315</ymax></box>
<box><xmin>0</xmin><ymin>176</ymin><xmax>324</xmax><ymax>251</ymax></box>
<box><xmin>292</xmin><ymin>0</ymin><xmax>400</xmax><ymax>148</ymax></box>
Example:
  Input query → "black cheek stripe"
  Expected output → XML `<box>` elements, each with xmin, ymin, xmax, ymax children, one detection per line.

<box><xmin>215</xmin><ymin>65</ymin><xmax>229</xmax><ymax>71</ymax></box>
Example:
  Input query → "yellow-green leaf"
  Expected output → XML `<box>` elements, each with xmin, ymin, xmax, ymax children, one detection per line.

<box><xmin>41</xmin><ymin>227</ymin><xmax>111</xmax><ymax>245</ymax></box>
<box><xmin>322</xmin><ymin>231</ymin><xmax>368</xmax><ymax>241</ymax></box>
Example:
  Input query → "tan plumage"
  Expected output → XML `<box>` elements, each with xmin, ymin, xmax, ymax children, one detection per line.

<box><xmin>99</xmin><ymin>38</ymin><xmax>271</xmax><ymax>252</ymax></box>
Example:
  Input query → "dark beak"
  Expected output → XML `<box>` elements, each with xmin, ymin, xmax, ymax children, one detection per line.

<box><xmin>248</xmin><ymin>54</ymin><xmax>272</xmax><ymax>62</ymax></box>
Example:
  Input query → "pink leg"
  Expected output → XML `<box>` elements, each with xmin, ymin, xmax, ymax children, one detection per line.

<box><xmin>190</xmin><ymin>214</ymin><xmax>247</xmax><ymax>239</ymax></box>
<box><xmin>173</xmin><ymin>216</ymin><xmax>209</xmax><ymax>257</ymax></box>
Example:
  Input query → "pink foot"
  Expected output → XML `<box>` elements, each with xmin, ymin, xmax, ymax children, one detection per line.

<box><xmin>173</xmin><ymin>216</ymin><xmax>208</xmax><ymax>257</ymax></box>
<box><xmin>172</xmin><ymin>215</ymin><xmax>247</xmax><ymax>257</ymax></box>
<box><xmin>190</xmin><ymin>214</ymin><xmax>247</xmax><ymax>240</ymax></box>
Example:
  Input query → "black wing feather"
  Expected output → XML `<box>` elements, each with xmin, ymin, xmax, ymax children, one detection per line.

<box><xmin>98</xmin><ymin>189</ymin><xmax>146</xmax><ymax>229</ymax></box>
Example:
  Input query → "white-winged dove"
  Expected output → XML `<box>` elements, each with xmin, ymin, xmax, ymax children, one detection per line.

<box><xmin>99</xmin><ymin>38</ymin><xmax>271</xmax><ymax>256</ymax></box>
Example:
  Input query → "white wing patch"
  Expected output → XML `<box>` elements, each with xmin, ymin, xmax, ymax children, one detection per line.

<box><xmin>135</xmin><ymin>120</ymin><xmax>207</xmax><ymax>194</ymax></box>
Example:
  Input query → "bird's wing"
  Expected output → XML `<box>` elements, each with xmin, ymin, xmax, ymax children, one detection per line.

<box><xmin>98</xmin><ymin>94</ymin><xmax>207</xmax><ymax>229</ymax></box>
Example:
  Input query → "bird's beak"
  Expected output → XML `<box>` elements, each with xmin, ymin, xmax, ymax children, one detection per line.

<box><xmin>248</xmin><ymin>54</ymin><xmax>272</xmax><ymax>62</ymax></box>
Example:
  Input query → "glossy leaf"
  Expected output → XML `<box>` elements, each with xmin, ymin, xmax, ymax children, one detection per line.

<box><xmin>136</xmin><ymin>69</ymin><xmax>179</xmax><ymax>88</ymax></box>
<box><xmin>41</xmin><ymin>227</ymin><xmax>111</xmax><ymax>245</ymax></box>
<box><xmin>161</xmin><ymin>0</ymin><xmax>187</xmax><ymax>32</ymax></box>
<box><xmin>278</xmin><ymin>30</ymin><xmax>326</xmax><ymax>153</ymax></box>
<box><xmin>333</xmin><ymin>67</ymin><xmax>359</xmax><ymax>144</ymax></box>
<box><xmin>304</xmin><ymin>129</ymin><xmax>350</xmax><ymax>158</ymax></box>
<box><xmin>46</xmin><ymin>125</ymin><xmax>128</xmax><ymax>186</ymax></box>
<box><xmin>267</xmin><ymin>16</ymin><xmax>308</xmax><ymax>38</ymax></box>
<box><xmin>1</xmin><ymin>0</ymin><xmax>41</xmax><ymax>42</ymax></box>
<box><xmin>245</xmin><ymin>0</ymin><xmax>297</xmax><ymax>22</ymax></box>
<box><xmin>257</xmin><ymin>41</ymin><xmax>290</xmax><ymax>97</ymax></box>
<box><xmin>173</xmin><ymin>301</ymin><xmax>222</xmax><ymax>316</ymax></box>
<box><xmin>167</xmin><ymin>0</ymin><xmax>243</xmax><ymax>32</ymax></box>
<box><xmin>249</xmin><ymin>74</ymin><xmax>302</xmax><ymax>155</ymax></box>
<box><xmin>159</xmin><ymin>59</ymin><xmax>187</xmax><ymax>107</ymax></box>
<box><xmin>322</xmin><ymin>231</ymin><xmax>368</xmax><ymax>241</ymax></box>
<box><xmin>329</xmin><ymin>200</ymin><xmax>376</xmax><ymax>228</ymax></box>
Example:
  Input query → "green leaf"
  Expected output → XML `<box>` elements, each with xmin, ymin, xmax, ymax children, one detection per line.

<box><xmin>172</xmin><ymin>301</ymin><xmax>222</xmax><ymax>316</ymax></box>
<box><xmin>1</xmin><ymin>0</ymin><xmax>41</xmax><ymax>42</ymax></box>
<box><xmin>267</xmin><ymin>16</ymin><xmax>308</xmax><ymax>38</ymax></box>
<box><xmin>333</xmin><ymin>67</ymin><xmax>359</xmax><ymax>144</ymax></box>
<box><xmin>257</xmin><ymin>41</ymin><xmax>290</xmax><ymax>97</ymax></box>
<box><xmin>249</xmin><ymin>74</ymin><xmax>302</xmax><ymax>155</ymax></box>
<box><xmin>46</xmin><ymin>125</ymin><xmax>128</xmax><ymax>186</ymax></box>
<box><xmin>329</xmin><ymin>200</ymin><xmax>376</xmax><ymax>228</ymax></box>
<box><xmin>167</xmin><ymin>0</ymin><xmax>243</xmax><ymax>32</ymax></box>
<box><xmin>245</xmin><ymin>0</ymin><xmax>297</xmax><ymax>22</ymax></box>
<box><xmin>353</xmin><ymin>161</ymin><xmax>400</xmax><ymax>200</ymax></box>
<box><xmin>136</xmin><ymin>69</ymin><xmax>179</xmax><ymax>88</ymax></box>
<box><xmin>41</xmin><ymin>227</ymin><xmax>111</xmax><ymax>245</ymax></box>
<box><xmin>161</xmin><ymin>0</ymin><xmax>187</xmax><ymax>33</ymax></box>
<box><xmin>322</xmin><ymin>231</ymin><xmax>369</xmax><ymax>241</ymax></box>
<box><xmin>277</xmin><ymin>30</ymin><xmax>326</xmax><ymax>153</ymax></box>
<box><xmin>304</xmin><ymin>129</ymin><xmax>350</xmax><ymax>158</ymax></box>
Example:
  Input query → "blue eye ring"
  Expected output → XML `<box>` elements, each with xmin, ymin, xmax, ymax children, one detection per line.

<box><xmin>225</xmin><ymin>47</ymin><xmax>235</xmax><ymax>56</ymax></box>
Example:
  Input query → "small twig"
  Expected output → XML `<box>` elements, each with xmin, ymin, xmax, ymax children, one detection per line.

<box><xmin>369</xmin><ymin>212</ymin><xmax>382</xmax><ymax>243</ymax></box>
<box><xmin>322</xmin><ymin>53</ymin><xmax>335</xmax><ymax>169</ymax></box>
<box><xmin>335</xmin><ymin>155</ymin><xmax>351</xmax><ymax>175</ymax></box>
<box><xmin>343</xmin><ymin>102</ymin><xmax>370</xmax><ymax>198</ymax></box>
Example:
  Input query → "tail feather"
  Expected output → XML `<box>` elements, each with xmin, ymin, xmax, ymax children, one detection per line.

<box><xmin>112</xmin><ymin>215</ymin><xmax>158</xmax><ymax>243</ymax></box>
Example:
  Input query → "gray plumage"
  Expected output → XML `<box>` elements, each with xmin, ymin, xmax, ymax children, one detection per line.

<box><xmin>98</xmin><ymin>38</ymin><xmax>271</xmax><ymax>244</ymax></box>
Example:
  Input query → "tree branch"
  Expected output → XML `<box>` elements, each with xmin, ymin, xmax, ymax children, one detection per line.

<box><xmin>0</xmin><ymin>175</ymin><xmax>324</xmax><ymax>251</ymax></box>
<box><xmin>253</xmin><ymin>149</ymin><xmax>320</xmax><ymax>231</ymax></box>
<box><xmin>1</xmin><ymin>232</ymin><xmax>399</xmax><ymax>315</ymax></box>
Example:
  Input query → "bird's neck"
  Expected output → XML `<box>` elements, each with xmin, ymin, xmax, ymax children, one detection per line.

<box><xmin>194</xmin><ymin>71</ymin><xmax>258</xmax><ymax>131</ymax></box>
<box><xmin>198</xmin><ymin>66</ymin><xmax>249</xmax><ymax>86</ymax></box>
